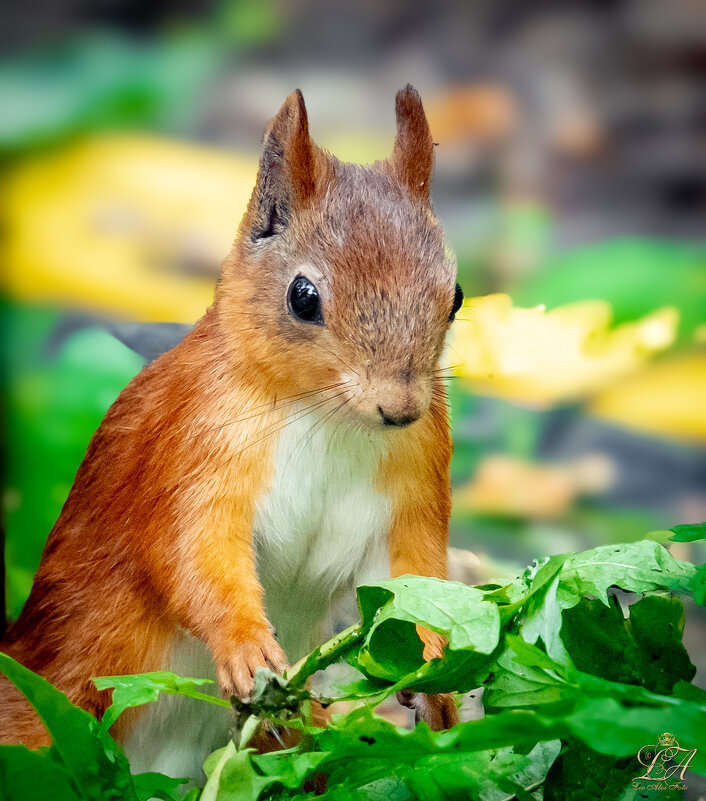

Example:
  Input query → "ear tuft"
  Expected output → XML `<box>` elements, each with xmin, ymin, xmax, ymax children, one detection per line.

<box><xmin>391</xmin><ymin>84</ymin><xmax>434</xmax><ymax>201</ymax></box>
<box><xmin>250</xmin><ymin>89</ymin><xmax>317</xmax><ymax>240</ymax></box>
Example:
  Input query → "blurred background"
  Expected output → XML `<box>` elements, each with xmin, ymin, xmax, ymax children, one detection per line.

<box><xmin>1</xmin><ymin>0</ymin><xmax>705</xmax><ymax>676</ymax></box>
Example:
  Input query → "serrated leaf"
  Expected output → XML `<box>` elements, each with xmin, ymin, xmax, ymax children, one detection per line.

<box><xmin>521</xmin><ymin>541</ymin><xmax>696</xmax><ymax>663</ymax></box>
<box><xmin>495</xmin><ymin>554</ymin><xmax>568</xmax><ymax>623</ymax></box>
<box><xmin>485</xmin><ymin>644</ymin><xmax>572</xmax><ymax>710</ymax></box>
<box><xmin>356</xmin><ymin>576</ymin><xmax>500</xmax><ymax>682</ymax></box>
<box><xmin>558</xmin><ymin>542</ymin><xmax>695</xmax><ymax>605</ymax></box>
<box><xmin>561</xmin><ymin>595</ymin><xmax>695</xmax><ymax>694</ymax></box>
<box><xmin>358</xmin><ymin>576</ymin><xmax>501</xmax><ymax>652</ymax></box>
<box><xmin>94</xmin><ymin>671</ymin><xmax>230</xmax><ymax>729</ymax></box>
<box><xmin>297</xmin><ymin>707</ymin><xmax>562</xmax><ymax>801</ymax></box>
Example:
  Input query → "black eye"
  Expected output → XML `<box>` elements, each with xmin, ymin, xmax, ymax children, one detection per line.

<box><xmin>288</xmin><ymin>275</ymin><xmax>323</xmax><ymax>324</ymax></box>
<box><xmin>449</xmin><ymin>283</ymin><xmax>464</xmax><ymax>321</ymax></box>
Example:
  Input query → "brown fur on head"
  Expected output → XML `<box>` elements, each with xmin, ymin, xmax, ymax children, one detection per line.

<box><xmin>216</xmin><ymin>85</ymin><xmax>459</xmax><ymax>429</ymax></box>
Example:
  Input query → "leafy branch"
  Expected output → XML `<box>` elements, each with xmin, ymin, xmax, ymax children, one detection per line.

<box><xmin>1</xmin><ymin>526</ymin><xmax>704</xmax><ymax>800</ymax></box>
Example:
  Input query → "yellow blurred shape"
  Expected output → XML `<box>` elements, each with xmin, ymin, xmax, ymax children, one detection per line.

<box><xmin>317</xmin><ymin>133</ymin><xmax>392</xmax><ymax>165</ymax></box>
<box><xmin>451</xmin><ymin>294</ymin><xmax>679</xmax><ymax>406</ymax></box>
<box><xmin>455</xmin><ymin>453</ymin><xmax>614</xmax><ymax>520</ymax></box>
<box><xmin>2</xmin><ymin>136</ymin><xmax>258</xmax><ymax>322</ymax></box>
<box><xmin>590</xmin><ymin>353</ymin><xmax>706</xmax><ymax>443</ymax></box>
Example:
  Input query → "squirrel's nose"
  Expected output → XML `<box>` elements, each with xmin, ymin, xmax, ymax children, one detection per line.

<box><xmin>378</xmin><ymin>405</ymin><xmax>419</xmax><ymax>428</ymax></box>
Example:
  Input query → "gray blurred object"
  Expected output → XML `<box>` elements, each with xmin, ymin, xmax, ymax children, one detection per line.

<box><xmin>46</xmin><ymin>316</ymin><xmax>192</xmax><ymax>364</ymax></box>
<box><xmin>100</xmin><ymin>321</ymin><xmax>193</xmax><ymax>363</ymax></box>
<box><xmin>537</xmin><ymin>405</ymin><xmax>706</xmax><ymax>512</ymax></box>
<box><xmin>456</xmin><ymin>397</ymin><xmax>706</xmax><ymax>520</ymax></box>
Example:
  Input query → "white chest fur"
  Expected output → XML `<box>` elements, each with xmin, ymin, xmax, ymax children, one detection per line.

<box><xmin>122</xmin><ymin>631</ymin><xmax>233</xmax><ymax>787</ymax></box>
<box><xmin>253</xmin><ymin>404</ymin><xmax>393</xmax><ymax>661</ymax></box>
<box><xmin>123</xmin><ymin>406</ymin><xmax>393</xmax><ymax>784</ymax></box>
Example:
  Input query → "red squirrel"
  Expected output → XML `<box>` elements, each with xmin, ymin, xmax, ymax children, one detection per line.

<box><xmin>0</xmin><ymin>85</ymin><xmax>464</xmax><ymax>778</ymax></box>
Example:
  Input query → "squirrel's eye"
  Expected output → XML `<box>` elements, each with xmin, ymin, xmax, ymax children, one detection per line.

<box><xmin>449</xmin><ymin>283</ymin><xmax>464</xmax><ymax>321</ymax></box>
<box><xmin>288</xmin><ymin>276</ymin><xmax>323</xmax><ymax>325</ymax></box>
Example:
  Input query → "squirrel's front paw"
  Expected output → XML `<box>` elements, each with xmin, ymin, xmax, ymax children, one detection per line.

<box><xmin>216</xmin><ymin>627</ymin><xmax>287</xmax><ymax>700</ymax></box>
<box><xmin>397</xmin><ymin>690</ymin><xmax>458</xmax><ymax>730</ymax></box>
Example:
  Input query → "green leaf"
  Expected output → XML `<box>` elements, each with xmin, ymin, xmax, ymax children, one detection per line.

<box><xmin>561</xmin><ymin>595</ymin><xmax>695</xmax><ymax>694</ymax></box>
<box><xmin>404</xmin><ymin>647</ymin><xmax>495</xmax><ymax>695</ymax></box>
<box><xmin>564</xmin><ymin>693</ymin><xmax>706</xmax><ymax>774</ymax></box>
<box><xmin>506</xmin><ymin>740</ymin><xmax>562</xmax><ymax>799</ymax></box>
<box><xmin>494</xmin><ymin>554</ymin><xmax>568</xmax><ymax>623</ymax></box>
<box><xmin>0</xmin><ymin>652</ymin><xmax>136</xmax><ymax>801</ymax></box>
<box><xmin>358</xmin><ymin>576</ymin><xmax>501</xmax><ymax>652</ymax></box>
<box><xmin>691</xmin><ymin>564</ymin><xmax>706</xmax><ymax>606</ymax></box>
<box><xmin>316</xmin><ymin>705</ymin><xmax>564</xmax><ymax>761</ymax></box>
<box><xmin>199</xmin><ymin>742</ymin><xmax>271</xmax><ymax>801</ymax></box>
<box><xmin>522</xmin><ymin>541</ymin><xmax>695</xmax><ymax>662</ymax></box>
<box><xmin>557</xmin><ymin>541</ymin><xmax>695</xmax><ymax>605</ymax></box>
<box><xmin>485</xmin><ymin>643</ymin><xmax>572</xmax><ymax>710</ymax></box>
<box><xmin>94</xmin><ymin>670</ymin><xmax>230</xmax><ymax>729</ymax></box>
<box><xmin>131</xmin><ymin>771</ymin><xmax>188</xmax><ymax>801</ymax></box>
<box><xmin>544</xmin><ymin>742</ymin><xmax>657</xmax><ymax>801</ymax></box>
<box><xmin>319</xmin><ymin>776</ymin><xmax>412</xmax><ymax>800</ymax></box>
<box><xmin>356</xmin><ymin>576</ymin><xmax>501</xmax><ymax>682</ymax></box>
<box><xmin>294</xmin><ymin>707</ymin><xmax>562</xmax><ymax>801</ymax></box>
<box><xmin>521</xmin><ymin>573</ymin><xmax>573</xmax><ymax>665</ymax></box>
<box><xmin>481</xmin><ymin>638</ymin><xmax>706</xmax><ymax>775</ymax></box>
<box><xmin>403</xmin><ymin>748</ymin><xmax>528</xmax><ymax>801</ymax></box>
<box><xmin>670</xmin><ymin>522</ymin><xmax>706</xmax><ymax>542</ymax></box>
<box><xmin>287</xmin><ymin>624</ymin><xmax>365</xmax><ymax>689</ymax></box>
<box><xmin>672</xmin><ymin>680</ymin><xmax>706</xmax><ymax>704</ymax></box>
<box><xmin>0</xmin><ymin>745</ymin><xmax>80</xmax><ymax>801</ymax></box>
<box><xmin>252</xmin><ymin>749</ymin><xmax>329</xmax><ymax>789</ymax></box>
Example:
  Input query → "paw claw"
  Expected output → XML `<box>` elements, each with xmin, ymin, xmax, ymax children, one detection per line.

<box><xmin>216</xmin><ymin>628</ymin><xmax>288</xmax><ymax>700</ymax></box>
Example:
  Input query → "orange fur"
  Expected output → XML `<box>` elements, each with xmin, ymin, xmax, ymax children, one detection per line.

<box><xmin>0</xmin><ymin>85</ymin><xmax>460</xmax><ymax>747</ymax></box>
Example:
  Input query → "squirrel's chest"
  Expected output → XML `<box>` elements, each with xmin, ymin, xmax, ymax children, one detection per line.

<box><xmin>252</xmin><ymin>407</ymin><xmax>392</xmax><ymax>658</ymax></box>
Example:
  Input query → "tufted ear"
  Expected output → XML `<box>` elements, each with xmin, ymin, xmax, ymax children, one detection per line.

<box><xmin>390</xmin><ymin>84</ymin><xmax>434</xmax><ymax>201</ymax></box>
<box><xmin>249</xmin><ymin>89</ymin><xmax>317</xmax><ymax>240</ymax></box>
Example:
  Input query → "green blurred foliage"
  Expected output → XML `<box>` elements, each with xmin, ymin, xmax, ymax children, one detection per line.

<box><xmin>215</xmin><ymin>0</ymin><xmax>283</xmax><ymax>46</ymax></box>
<box><xmin>1</xmin><ymin>302</ymin><xmax>143</xmax><ymax>618</ymax></box>
<box><xmin>0</xmin><ymin>34</ymin><xmax>222</xmax><ymax>155</ymax></box>
<box><xmin>513</xmin><ymin>238</ymin><xmax>706</xmax><ymax>342</ymax></box>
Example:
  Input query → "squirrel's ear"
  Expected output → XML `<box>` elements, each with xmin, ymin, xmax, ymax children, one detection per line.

<box><xmin>250</xmin><ymin>89</ymin><xmax>316</xmax><ymax>240</ymax></box>
<box><xmin>390</xmin><ymin>84</ymin><xmax>434</xmax><ymax>201</ymax></box>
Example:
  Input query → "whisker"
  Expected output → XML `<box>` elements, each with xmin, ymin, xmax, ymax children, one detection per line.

<box><xmin>304</xmin><ymin>396</ymin><xmax>352</xmax><ymax>460</ymax></box>
<box><xmin>318</xmin><ymin>398</ymin><xmax>352</xmax><ymax>464</ymax></box>
<box><xmin>281</xmin><ymin>391</ymin><xmax>353</xmax><ymax>476</ymax></box>
<box><xmin>433</xmin><ymin>365</ymin><xmax>461</xmax><ymax>373</ymax></box>
<box><xmin>225</xmin><ymin>390</ymin><xmax>350</xmax><ymax>466</ymax></box>
<box><xmin>186</xmin><ymin>382</ymin><xmax>349</xmax><ymax>440</ymax></box>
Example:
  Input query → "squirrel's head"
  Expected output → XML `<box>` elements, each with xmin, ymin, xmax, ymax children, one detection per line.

<box><xmin>218</xmin><ymin>86</ymin><xmax>461</xmax><ymax>430</ymax></box>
